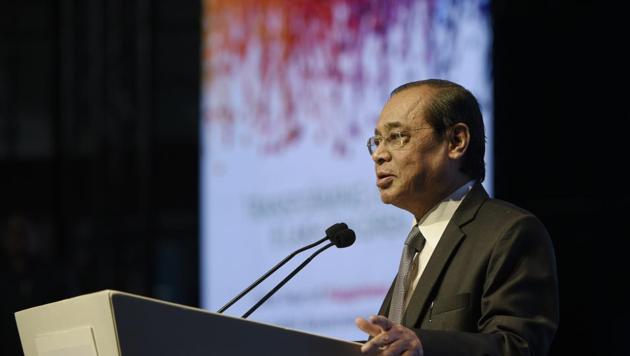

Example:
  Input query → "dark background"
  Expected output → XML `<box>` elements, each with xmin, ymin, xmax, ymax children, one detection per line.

<box><xmin>1</xmin><ymin>0</ymin><xmax>627</xmax><ymax>355</ymax></box>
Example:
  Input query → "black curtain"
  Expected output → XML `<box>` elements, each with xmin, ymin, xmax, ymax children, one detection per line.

<box><xmin>0</xmin><ymin>0</ymin><xmax>199</xmax><ymax>354</ymax></box>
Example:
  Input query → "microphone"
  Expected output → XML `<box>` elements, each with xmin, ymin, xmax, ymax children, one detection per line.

<box><xmin>241</xmin><ymin>227</ymin><xmax>355</xmax><ymax>318</ymax></box>
<box><xmin>217</xmin><ymin>223</ymin><xmax>351</xmax><ymax>314</ymax></box>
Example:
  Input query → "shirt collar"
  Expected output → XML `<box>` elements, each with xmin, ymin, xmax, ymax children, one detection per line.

<box><xmin>413</xmin><ymin>179</ymin><xmax>476</xmax><ymax>229</ymax></box>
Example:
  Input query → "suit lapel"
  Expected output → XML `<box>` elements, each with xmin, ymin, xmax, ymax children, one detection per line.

<box><xmin>402</xmin><ymin>183</ymin><xmax>489</xmax><ymax>327</ymax></box>
<box><xmin>402</xmin><ymin>224</ymin><xmax>465</xmax><ymax>326</ymax></box>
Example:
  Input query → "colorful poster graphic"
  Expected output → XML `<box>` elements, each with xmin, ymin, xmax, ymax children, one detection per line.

<box><xmin>201</xmin><ymin>0</ymin><xmax>492</xmax><ymax>340</ymax></box>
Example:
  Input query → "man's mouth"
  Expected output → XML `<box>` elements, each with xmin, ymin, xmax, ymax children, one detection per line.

<box><xmin>376</xmin><ymin>172</ymin><xmax>395</xmax><ymax>188</ymax></box>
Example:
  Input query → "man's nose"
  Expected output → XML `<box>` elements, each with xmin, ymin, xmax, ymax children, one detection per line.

<box><xmin>371</xmin><ymin>144</ymin><xmax>391</xmax><ymax>165</ymax></box>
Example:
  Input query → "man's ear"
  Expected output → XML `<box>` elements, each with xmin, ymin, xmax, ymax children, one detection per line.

<box><xmin>448</xmin><ymin>123</ymin><xmax>470</xmax><ymax>159</ymax></box>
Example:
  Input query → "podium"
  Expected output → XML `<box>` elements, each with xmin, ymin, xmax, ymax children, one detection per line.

<box><xmin>15</xmin><ymin>290</ymin><xmax>367</xmax><ymax>356</ymax></box>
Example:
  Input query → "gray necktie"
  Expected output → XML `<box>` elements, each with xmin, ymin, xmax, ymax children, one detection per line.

<box><xmin>388</xmin><ymin>225</ymin><xmax>426</xmax><ymax>324</ymax></box>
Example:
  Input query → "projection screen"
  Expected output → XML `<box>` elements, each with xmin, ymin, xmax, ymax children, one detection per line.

<box><xmin>201</xmin><ymin>0</ymin><xmax>493</xmax><ymax>340</ymax></box>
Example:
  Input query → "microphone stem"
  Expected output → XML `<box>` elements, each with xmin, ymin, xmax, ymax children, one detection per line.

<box><xmin>242</xmin><ymin>242</ymin><xmax>334</xmax><ymax>319</ymax></box>
<box><xmin>217</xmin><ymin>236</ymin><xmax>328</xmax><ymax>313</ymax></box>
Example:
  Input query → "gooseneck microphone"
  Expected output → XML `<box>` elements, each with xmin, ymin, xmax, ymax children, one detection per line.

<box><xmin>217</xmin><ymin>223</ymin><xmax>351</xmax><ymax>314</ymax></box>
<box><xmin>242</xmin><ymin>227</ymin><xmax>355</xmax><ymax>318</ymax></box>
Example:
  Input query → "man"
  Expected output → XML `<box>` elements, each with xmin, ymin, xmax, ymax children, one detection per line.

<box><xmin>355</xmin><ymin>79</ymin><xmax>559</xmax><ymax>356</ymax></box>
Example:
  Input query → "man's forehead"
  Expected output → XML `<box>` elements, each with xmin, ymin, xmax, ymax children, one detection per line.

<box><xmin>376</xmin><ymin>97</ymin><xmax>428</xmax><ymax>133</ymax></box>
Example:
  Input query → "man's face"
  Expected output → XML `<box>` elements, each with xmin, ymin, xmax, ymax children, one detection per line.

<box><xmin>371</xmin><ymin>87</ymin><xmax>451</xmax><ymax>212</ymax></box>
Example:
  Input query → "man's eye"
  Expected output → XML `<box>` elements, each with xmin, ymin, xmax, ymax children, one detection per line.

<box><xmin>388</xmin><ymin>132</ymin><xmax>407</xmax><ymax>140</ymax></box>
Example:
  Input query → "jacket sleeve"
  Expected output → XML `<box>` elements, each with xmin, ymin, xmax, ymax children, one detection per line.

<box><xmin>417</xmin><ymin>216</ymin><xmax>559</xmax><ymax>356</ymax></box>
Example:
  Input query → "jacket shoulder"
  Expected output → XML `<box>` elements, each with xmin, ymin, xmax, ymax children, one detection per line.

<box><xmin>467</xmin><ymin>197</ymin><xmax>549</xmax><ymax>240</ymax></box>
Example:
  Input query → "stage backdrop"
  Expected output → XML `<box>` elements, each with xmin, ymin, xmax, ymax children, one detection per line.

<box><xmin>201</xmin><ymin>0</ymin><xmax>493</xmax><ymax>340</ymax></box>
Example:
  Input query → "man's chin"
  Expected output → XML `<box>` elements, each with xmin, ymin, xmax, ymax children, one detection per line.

<box><xmin>379</xmin><ymin>189</ymin><xmax>408</xmax><ymax>210</ymax></box>
<box><xmin>378</xmin><ymin>190</ymin><xmax>397</xmax><ymax>205</ymax></box>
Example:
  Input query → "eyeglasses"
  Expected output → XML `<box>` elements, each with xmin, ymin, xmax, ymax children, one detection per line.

<box><xmin>366</xmin><ymin>127</ymin><xmax>433</xmax><ymax>155</ymax></box>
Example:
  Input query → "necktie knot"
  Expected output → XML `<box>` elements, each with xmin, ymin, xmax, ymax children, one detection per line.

<box><xmin>405</xmin><ymin>225</ymin><xmax>426</xmax><ymax>253</ymax></box>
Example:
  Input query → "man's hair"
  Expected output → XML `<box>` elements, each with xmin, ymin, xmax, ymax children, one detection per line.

<box><xmin>391</xmin><ymin>79</ymin><xmax>486</xmax><ymax>182</ymax></box>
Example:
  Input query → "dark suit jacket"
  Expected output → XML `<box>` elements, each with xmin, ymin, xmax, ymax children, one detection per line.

<box><xmin>379</xmin><ymin>183</ymin><xmax>559</xmax><ymax>356</ymax></box>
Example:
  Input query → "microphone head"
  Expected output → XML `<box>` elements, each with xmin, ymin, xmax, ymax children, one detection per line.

<box><xmin>325</xmin><ymin>223</ymin><xmax>355</xmax><ymax>248</ymax></box>
<box><xmin>333</xmin><ymin>229</ymin><xmax>356</xmax><ymax>248</ymax></box>
<box><xmin>325</xmin><ymin>223</ymin><xmax>348</xmax><ymax>238</ymax></box>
